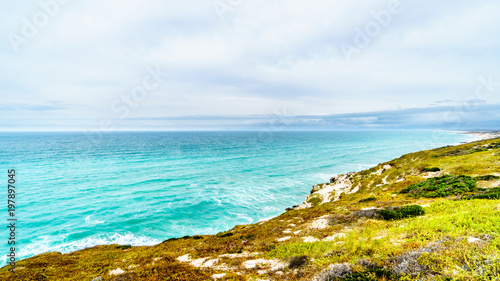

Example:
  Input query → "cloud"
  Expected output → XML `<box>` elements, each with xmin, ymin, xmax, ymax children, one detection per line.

<box><xmin>1</xmin><ymin>0</ymin><xmax>500</xmax><ymax>130</ymax></box>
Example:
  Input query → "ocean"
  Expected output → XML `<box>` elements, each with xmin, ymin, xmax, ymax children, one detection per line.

<box><xmin>0</xmin><ymin>130</ymin><xmax>475</xmax><ymax>266</ymax></box>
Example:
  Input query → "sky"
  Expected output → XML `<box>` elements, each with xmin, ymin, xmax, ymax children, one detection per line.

<box><xmin>0</xmin><ymin>0</ymin><xmax>499</xmax><ymax>131</ymax></box>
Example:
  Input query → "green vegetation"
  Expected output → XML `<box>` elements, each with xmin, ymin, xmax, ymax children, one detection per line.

<box><xmin>475</xmin><ymin>175</ymin><xmax>500</xmax><ymax>181</ymax></box>
<box><xmin>2</xmin><ymin>137</ymin><xmax>499</xmax><ymax>280</ymax></box>
<box><xmin>288</xmin><ymin>255</ymin><xmax>309</xmax><ymax>269</ymax></box>
<box><xmin>400</xmin><ymin>175</ymin><xmax>477</xmax><ymax>198</ymax></box>
<box><xmin>358</xmin><ymin>196</ymin><xmax>377</xmax><ymax>203</ymax></box>
<box><xmin>468</xmin><ymin>187</ymin><xmax>500</xmax><ymax>199</ymax></box>
<box><xmin>377</xmin><ymin>205</ymin><xmax>425</xmax><ymax>221</ymax></box>
<box><xmin>422</xmin><ymin>167</ymin><xmax>440</xmax><ymax>172</ymax></box>
<box><xmin>308</xmin><ymin>193</ymin><xmax>323</xmax><ymax>207</ymax></box>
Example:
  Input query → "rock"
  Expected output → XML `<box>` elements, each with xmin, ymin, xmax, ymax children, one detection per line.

<box><xmin>92</xmin><ymin>278</ymin><xmax>103</xmax><ymax>281</ymax></box>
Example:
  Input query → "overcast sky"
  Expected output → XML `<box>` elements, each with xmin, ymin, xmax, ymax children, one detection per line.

<box><xmin>1</xmin><ymin>0</ymin><xmax>499</xmax><ymax>131</ymax></box>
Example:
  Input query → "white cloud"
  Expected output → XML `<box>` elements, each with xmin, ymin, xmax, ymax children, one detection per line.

<box><xmin>0</xmin><ymin>0</ymin><xmax>499</xmax><ymax>130</ymax></box>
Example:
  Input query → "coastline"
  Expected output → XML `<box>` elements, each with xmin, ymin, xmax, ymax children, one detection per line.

<box><xmin>464</xmin><ymin>130</ymin><xmax>500</xmax><ymax>141</ymax></box>
<box><xmin>1</xmin><ymin>130</ymin><xmax>474</xmax><ymax>267</ymax></box>
<box><xmin>2</xmin><ymin>133</ymin><xmax>499</xmax><ymax>280</ymax></box>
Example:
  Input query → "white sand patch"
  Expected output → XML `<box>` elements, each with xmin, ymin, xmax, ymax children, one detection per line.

<box><xmin>382</xmin><ymin>175</ymin><xmax>389</xmax><ymax>184</ymax></box>
<box><xmin>201</xmin><ymin>258</ymin><xmax>219</xmax><ymax>268</ymax></box>
<box><xmin>109</xmin><ymin>268</ymin><xmax>124</xmax><ymax>275</ymax></box>
<box><xmin>308</xmin><ymin>215</ymin><xmax>330</xmax><ymax>229</ymax></box>
<box><xmin>293</xmin><ymin>230</ymin><xmax>302</xmax><ymax>235</ymax></box>
<box><xmin>423</xmin><ymin>171</ymin><xmax>443</xmax><ymax>178</ymax></box>
<box><xmin>302</xmin><ymin>236</ymin><xmax>319</xmax><ymax>243</ymax></box>
<box><xmin>243</xmin><ymin>259</ymin><xmax>269</xmax><ymax>269</ymax></box>
<box><xmin>277</xmin><ymin>236</ymin><xmax>291</xmax><ymax>242</ymax></box>
<box><xmin>212</xmin><ymin>273</ymin><xmax>226</xmax><ymax>279</ymax></box>
<box><xmin>468</xmin><ymin>237</ymin><xmax>482</xmax><ymax>244</ymax></box>
<box><xmin>219</xmin><ymin>252</ymin><xmax>259</xmax><ymax>258</ymax></box>
<box><xmin>190</xmin><ymin>258</ymin><xmax>208</xmax><ymax>267</ymax></box>
<box><xmin>177</xmin><ymin>254</ymin><xmax>191</xmax><ymax>262</ymax></box>
<box><xmin>289</xmin><ymin>223</ymin><xmax>296</xmax><ymax>227</ymax></box>
<box><xmin>323</xmin><ymin>233</ymin><xmax>345</xmax><ymax>241</ymax></box>
<box><xmin>283</xmin><ymin>229</ymin><xmax>292</xmax><ymax>234</ymax></box>
<box><xmin>243</xmin><ymin>259</ymin><xmax>286</xmax><ymax>271</ymax></box>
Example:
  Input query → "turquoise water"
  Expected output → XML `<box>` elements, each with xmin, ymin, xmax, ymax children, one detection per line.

<box><xmin>0</xmin><ymin>131</ymin><xmax>475</xmax><ymax>266</ymax></box>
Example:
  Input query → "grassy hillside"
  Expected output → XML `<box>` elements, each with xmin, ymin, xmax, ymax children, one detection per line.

<box><xmin>2</xmin><ymin>137</ymin><xmax>500</xmax><ymax>281</ymax></box>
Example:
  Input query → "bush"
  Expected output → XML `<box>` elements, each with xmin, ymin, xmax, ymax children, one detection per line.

<box><xmin>398</xmin><ymin>205</ymin><xmax>425</xmax><ymax>217</ymax></box>
<box><xmin>377</xmin><ymin>210</ymin><xmax>401</xmax><ymax>220</ymax></box>
<box><xmin>474</xmin><ymin>175</ymin><xmax>500</xmax><ymax>181</ymax></box>
<box><xmin>289</xmin><ymin>255</ymin><xmax>309</xmax><ymax>269</ymax></box>
<box><xmin>422</xmin><ymin>167</ymin><xmax>441</xmax><ymax>172</ymax></box>
<box><xmin>400</xmin><ymin>175</ymin><xmax>476</xmax><ymax>198</ymax></box>
<box><xmin>467</xmin><ymin>187</ymin><xmax>500</xmax><ymax>199</ymax></box>
<box><xmin>377</xmin><ymin>205</ymin><xmax>425</xmax><ymax>221</ymax></box>
<box><xmin>308</xmin><ymin>194</ymin><xmax>323</xmax><ymax>207</ymax></box>
<box><xmin>358</xmin><ymin>197</ymin><xmax>377</xmax><ymax>203</ymax></box>
<box><xmin>217</xmin><ymin>232</ymin><xmax>233</xmax><ymax>238</ymax></box>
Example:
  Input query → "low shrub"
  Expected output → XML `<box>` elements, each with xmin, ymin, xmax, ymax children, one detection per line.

<box><xmin>474</xmin><ymin>175</ymin><xmax>500</xmax><ymax>181</ymax></box>
<box><xmin>422</xmin><ymin>167</ymin><xmax>441</xmax><ymax>172</ymax></box>
<box><xmin>288</xmin><ymin>255</ymin><xmax>309</xmax><ymax>269</ymax></box>
<box><xmin>217</xmin><ymin>232</ymin><xmax>234</xmax><ymax>238</ymax></box>
<box><xmin>398</xmin><ymin>205</ymin><xmax>425</xmax><ymax>217</ymax></box>
<box><xmin>358</xmin><ymin>197</ymin><xmax>377</xmax><ymax>203</ymax></box>
<box><xmin>467</xmin><ymin>187</ymin><xmax>500</xmax><ymax>199</ymax></box>
<box><xmin>377</xmin><ymin>205</ymin><xmax>425</xmax><ymax>221</ymax></box>
<box><xmin>308</xmin><ymin>194</ymin><xmax>323</xmax><ymax>207</ymax></box>
<box><xmin>400</xmin><ymin>175</ymin><xmax>476</xmax><ymax>198</ymax></box>
<box><xmin>377</xmin><ymin>210</ymin><xmax>401</xmax><ymax>221</ymax></box>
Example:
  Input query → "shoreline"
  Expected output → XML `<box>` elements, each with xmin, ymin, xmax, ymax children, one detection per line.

<box><xmin>464</xmin><ymin>130</ymin><xmax>500</xmax><ymax>141</ymax></box>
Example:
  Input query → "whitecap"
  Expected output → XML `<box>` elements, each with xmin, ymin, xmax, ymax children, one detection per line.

<box><xmin>85</xmin><ymin>215</ymin><xmax>105</xmax><ymax>225</ymax></box>
<box><xmin>0</xmin><ymin>233</ymin><xmax>160</xmax><ymax>267</ymax></box>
